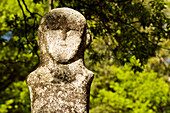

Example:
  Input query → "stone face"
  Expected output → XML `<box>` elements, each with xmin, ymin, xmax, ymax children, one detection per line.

<box><xmin>27</xmin><ymin>8</ymin><xmax>94</xmax><ymax>113</ymax></box>
<box><xmin>37</xmin><ymin>8</ymin><xmax>91</xmax><ymax>64</ymax></box>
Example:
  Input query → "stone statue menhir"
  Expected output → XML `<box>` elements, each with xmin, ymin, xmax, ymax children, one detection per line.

<box><xmin>26</xmin><ymin>8</ymin><xmax>94</xmax><ymax>113</ymax></box>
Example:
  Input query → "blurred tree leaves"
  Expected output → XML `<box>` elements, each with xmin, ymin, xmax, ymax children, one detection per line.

<box><xmin>90</xmin><ymin>57</ymin><xmax>169</xmax><ymax>113</ymax></box>
<box><xmin>0</xmin><ymin>0</ymin><xmax>48</xmax><ymax>112</ymax></box>
<box><xmin>61</xmin><ymin>0</ymin><xmax>170</xmax><ymax>65</ymax></box>
<box><xmin>0</xmin><ymin>81</ymin><xmax>30</xmax><ymax>113</ymax></box>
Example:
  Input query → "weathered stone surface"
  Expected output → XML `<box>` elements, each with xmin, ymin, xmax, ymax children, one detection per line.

<box><xmin>27</xmin><ymin>8</ymin><xmax>94</xmax><ymax>113</ymax></box>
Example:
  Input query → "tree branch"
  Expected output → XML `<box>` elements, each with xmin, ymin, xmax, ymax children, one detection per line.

<box><xmin>17</xmin><ymin>0</ymin><xmax>40</xmax><ymax>68</ymax></box>
<box><xmin>49</xmin><ymin>0</ymin><xmax>54</xmax><ymax>10</ymax></box>
<box><xmin>21</xmin><ymin>0</ymin><xmax>42</xmax><ymax>17</ymax></box>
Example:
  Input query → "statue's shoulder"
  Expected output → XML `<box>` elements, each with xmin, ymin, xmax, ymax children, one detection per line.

<box><xmin>83</xmin><ymin>67</ymin><xmax>94</xmax><ymax>80</ymax></box>
<box><xmin>87</xmin><ymin>69</ymin><xmax>94</xmax><ymax>77</ymax></box>
<box><xmin>27</xmin><ymin>66</ymin><xmax>43</xmax><ymax>77</ymax></box>
<box><xmin>26</xmin><ymin>66</ymin><xmax>48</xmax><ymax>85</ymax></box>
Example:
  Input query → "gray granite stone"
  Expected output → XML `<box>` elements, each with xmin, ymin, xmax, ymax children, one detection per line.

<box><xmin>27</xmin><ymin>8</ymin><xmax>94</xmax><ymax>113</ymax></box>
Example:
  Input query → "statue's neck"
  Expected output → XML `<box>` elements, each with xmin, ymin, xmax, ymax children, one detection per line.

<box><xmin>40</xmin><ymin>58</ymin><xmax>85</xmax><ymax>84</ymax></box>
<box><xmin>45</xmin><ymin>58</ymin><xmax>85</xmax><ymax>70</ymax></box>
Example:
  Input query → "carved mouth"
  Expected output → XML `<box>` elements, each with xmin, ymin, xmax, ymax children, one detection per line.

<box><xmin>60</xmin><ymin>44</ymin><xmax>67</xmax><ymax>46</ymax></box>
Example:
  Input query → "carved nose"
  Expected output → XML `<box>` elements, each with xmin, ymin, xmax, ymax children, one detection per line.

<box><xmin>62</xmin><ymin>29</ymin><xmax>67</xmax><ymax>40</ymax></box>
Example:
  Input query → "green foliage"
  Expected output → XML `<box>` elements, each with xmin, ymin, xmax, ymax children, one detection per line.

<box><xmin>0</xmin><ymin>0</ymin><xmax>49</xmax><ymax>92</ymax></box>
<box><xmin>63</xmin><ymin>0</ymin><xmax>170</xmax><ymax>65</ymax></box>
<box><xmin>0</xmin><ymin>81</ymin><xmax>30</xmax><ymax>113</ymax></box>
<box><xmin>147</xmin><ymin>39</ymin><xmax>170</xmax><ymax>76</ymax></box>
<box><xmin>0</xmin><ymin>0</ymin><xmax>47</xmax><ymax>112</ymax></box>
<box><xmin>90</xmin><ymin>57</ymin><xmax>169</xmax><ymax>113</ymax></box>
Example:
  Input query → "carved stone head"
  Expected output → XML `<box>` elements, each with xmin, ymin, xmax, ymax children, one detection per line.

<box><xmin>38</xmin><ymin>8</ymin><xmax>91</xmax><ymax>64</ymax></box>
